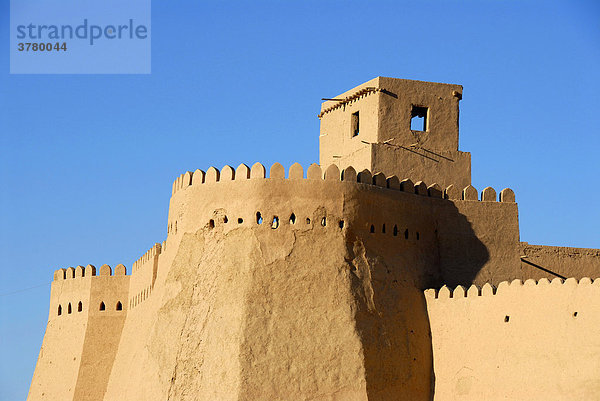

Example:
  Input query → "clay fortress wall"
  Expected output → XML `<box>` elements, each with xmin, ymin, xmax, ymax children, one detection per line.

<box><xmin>28</xmin><ymin>77</ymin><xmax>600</xmax><ymax>401</ymax></box>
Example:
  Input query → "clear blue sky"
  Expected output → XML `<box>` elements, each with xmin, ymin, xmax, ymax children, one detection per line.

<box><xmin>1</xmin><ymin>1</ymin><xmax>599</xmax><ymax>399</ymax></box>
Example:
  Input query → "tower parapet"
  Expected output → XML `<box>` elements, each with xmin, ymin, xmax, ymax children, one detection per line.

<box><xmin>319</xmin><ymin>77</ymin><xmax>471</xmax><ymax>189</ymax></box>
<box><xmin>28</xmin><ymin>265</ymin><xmax>129</xmax><ymax>401</ymax></box>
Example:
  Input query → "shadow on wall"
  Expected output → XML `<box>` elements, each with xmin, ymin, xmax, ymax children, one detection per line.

<box><xmin>346</xmin><ymin>200</ymin><xmax>489</xmax><ymax>401</ymax></box>
<box><xmin>434</xmin><ymin>201</ymin><xmax>491</xmax><ymax>289</ymax></box>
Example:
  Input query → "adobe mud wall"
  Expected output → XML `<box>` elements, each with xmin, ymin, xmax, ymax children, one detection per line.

<box><xmin>28</xmin><ymin>265</ymin><xmax>129</xmax><ymax>401</ymax></box>
<box><xmin>166</xmin><ymin>163</ymin><xmax>520</xmax><ymax>289</ymax></box>
<box><xmin>425</xmin><ymin>278</ymin><xmax>600</xmax><ymax>401</ymax></box>
<box><xmin>27</xmin><ymin>76</ymin><xmax>600</xmax><ymax>401</ymax></box>
<box><xmin>106</xmin><ymin>163</ymin><xmax>440</xmax><ymax>401</ymax></box>
<box><xmin>103</xmin><ymin>162</ymin><xmax>520</xmax><ymax>401</ymax></box>
<box><xmin>520</xmin><ymin>242</ymin><xmax>600</xmax><ymax>280</ymax></box>
<box><xmin>28</xmin><ymin>268</ymin><xmax>92</xmax><ymax>401</ymax></box>
<box><xmin>27</xmin><ymin>160</ymin><xmax>527</xmax><ymax>401</ymax></box>
<box><xmin>28</xmin><ymin>161</ymin><xmax>599</xmax><ymax>401</ymax></box>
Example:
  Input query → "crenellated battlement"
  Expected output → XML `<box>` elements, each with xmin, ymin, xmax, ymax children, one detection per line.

<box><xmin>170</xmin><ymin>162</ymin><xmax>515</xmax><ymax>204</ymax></box>
<box><xmin>129</xmin><ymin>244</ymin><xmax>161</xmax><ymax>310</ymax></box>
<box><xmin>426</xmin><ymin>275</ymin><xmax>600</xmax><ymax>399</ymax></box>
<box><xmin>49</xmin><ymin>264</ymin><xmax>130</xmax><ymax>319</ymax></box>
<box><xmin>164</xmin><ymin>160</ymin><xmax>523</xmax><ymax>292</ymax></box>
<box><xmin>34</xmin><ymin>265</ymin><xmax>131</xmax><ymax>401</ymax></box>
<box><xmin>29</xmin><ymin>77</ymin><xmax>599</xmax><ymax>401</ymax></box>
<box><xmin>132</xmin><ymin>243</ymin><xmax>162</xmax><ymax>273</ymax></box>
<box><xmin>48</xmin><ymin>245</ymin><xmax>164</xmax><ymax>321</ymax></box>
<box><xmin>53</xmin><ymin>264</ymin><xmax>127</xmax><ymax>280</ymax></box>
<box><xmin>425</xmin><ymin>276</ymin><xmax>600</xmax><ymax>300</ymax></box>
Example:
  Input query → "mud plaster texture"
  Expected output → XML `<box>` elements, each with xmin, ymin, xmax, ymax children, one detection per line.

<box><xmin>28</xmin><ymin>77</ymin><xmax>600</xmax><ymax>401</ymax></box>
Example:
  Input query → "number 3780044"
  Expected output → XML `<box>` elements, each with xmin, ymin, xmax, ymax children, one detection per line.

<box><xmin>18</xmin><ymin>42</ymin><xmax>67</xmax><ymax>52</ymax></box>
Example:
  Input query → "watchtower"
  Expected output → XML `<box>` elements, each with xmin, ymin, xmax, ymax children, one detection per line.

<box><xmin>319</xmin><ymin>77</ymin><xmax>472</xmax><ymax>189</ymax></box>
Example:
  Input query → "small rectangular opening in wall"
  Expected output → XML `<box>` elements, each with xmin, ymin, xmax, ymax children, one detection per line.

<box><xmin>411</xmin><ymin>106</ymin><xmax>428</xmax><ymax>131</ymax></box>
<box><xmin>351</xmin><ymin>111</ymin><xmax>360</xmax><ymax>137</ymax></box>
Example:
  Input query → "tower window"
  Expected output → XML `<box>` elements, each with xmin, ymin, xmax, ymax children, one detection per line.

<box><xmin>411</xmin><ymin>106</ymin><xmax>428</xmax><ymax>131</ymax></box>
<box><xmin>351</xmin><ymin>111</ymin><xmax>360</xmax><ymax>137</ymax></box>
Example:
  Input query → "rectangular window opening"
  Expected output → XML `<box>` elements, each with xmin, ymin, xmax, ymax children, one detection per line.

<box><xmin>351</xmin><ymin>111</ymin><xmax>360</xmax><ymax>137</ymax></box>
<box><xmin>411</xmin><ymin>106</ymin><xmax>428</xmax><ymax>131</ymax></box>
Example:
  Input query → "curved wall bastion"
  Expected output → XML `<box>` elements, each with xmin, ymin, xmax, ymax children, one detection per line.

<box><xmin>28</xmin><ymin>77</ymin><xmax>600</xmax><ymax>401</ymax></box>
<box><xmin>166</xmin><ymin>161</ymin><xmax>521</xmax><ymax>290</ymax></box>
